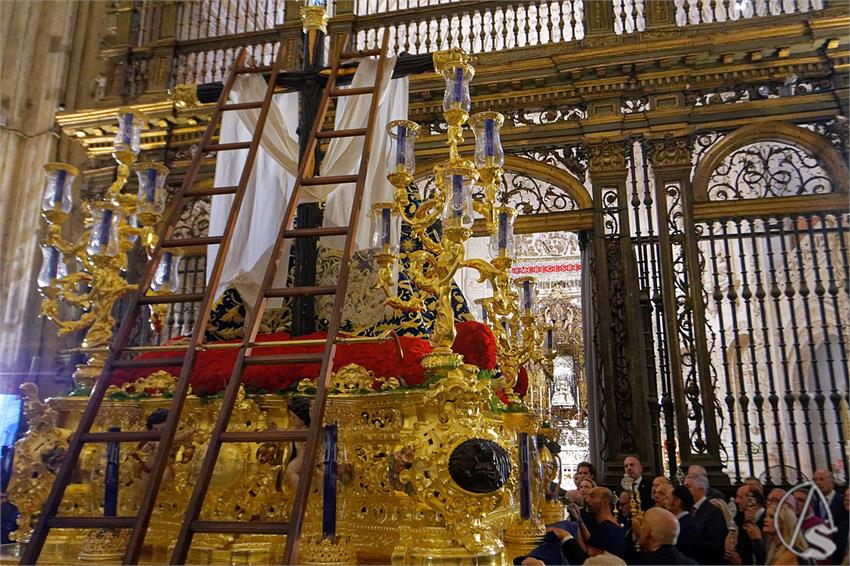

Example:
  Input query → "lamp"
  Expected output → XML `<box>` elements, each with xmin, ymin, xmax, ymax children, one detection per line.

<box><xmin>41</xmin><ymin>163</ymin><xmax>77</xmax><ymax>224</ymax></box>
<box><xmin>386</xmin><ymin>120</ymin><xmax>419</xmax><ymax>185</ymax></box>
<box><xmin>113</xmin><ymin>107</ymin><xmax>145</xmax><ymax>157</ymax></box>
<box><xmin>370</xmin><ymin>202</ymin><xmax>401</xmax><ymax>254</ymax></box>
<box><xmin>38</xmin><ymin>108</ymin><xmax>174</xmax><ymax>390</ymax></box>
<box><xmin>441</xmin><ymin>166</ymin><xmax>476</xmax><ymax>229</ymax></box>
<box><xmin>469</xmin><ymin>111</ymin><xmax>505</xmax><ymax>169</ymax></box>
<box><xmin>489</xmin><ymin>206</ymin><xmax>517</xmax><ymax>259</ymax></box>
<box><xmin>133</xmin><ymin>162</ymin><xmax>169</xmax><ymax>225</ymax></box>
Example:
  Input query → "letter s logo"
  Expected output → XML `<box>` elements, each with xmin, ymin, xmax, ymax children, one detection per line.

<box><xmin>801</xmin><ymin>524</ymin><xmax>837</xmax><ymax>560</ymax></box>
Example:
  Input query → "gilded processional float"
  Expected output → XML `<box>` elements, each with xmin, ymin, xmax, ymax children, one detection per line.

<box><xmin>7</xmin><ymin>44</ymin><xmax>574</xmax><ymax>564</ymax></box>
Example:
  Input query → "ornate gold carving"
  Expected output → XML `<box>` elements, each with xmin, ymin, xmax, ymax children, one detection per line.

<box><xmin>105</xmin><ymin>370</ymin><xmax>187</xmax><ymax>397</ymax></box>
<box><xmin>297</xmin><ymin>365</ymin><xmax>401</xmax><ymax>395</ymax></box>
<box><xmin>585</xmin><ymin>140</ymin><xmax>628</xmax><ymax>173</ymax></box>
<box><xmin>299</xmin><ymin>535</ymin><xmax>358</xmax><ymax>565</ymax></box>
<box><xmin>7</xmin><ymin>383</ymin><xmax>72</xmax><ymax>543</ymax></box>
<box><xmin>171</xmin><ymin>84</ymin><xmax>202</xmax><ymax>110</ymax></box>
<box><xmin>300</xmin><ymin>5</ymin><xmax>328</xmax><ymax>33</ymax></box>
<box><xmin>646</xmin><ymin>136</ymin><xmax>693</xmax><ymax>168</ymax></box>
<box><xmin>78</xmin><ymin>529</ymin><xmax>129</xmax><ymax>561</ymax></box>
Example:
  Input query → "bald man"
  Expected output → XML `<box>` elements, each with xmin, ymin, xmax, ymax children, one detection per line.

<box><xmin>630</xmin><ymin>507</ymin><xmax>698</xmax><ymax>564</ymax></box>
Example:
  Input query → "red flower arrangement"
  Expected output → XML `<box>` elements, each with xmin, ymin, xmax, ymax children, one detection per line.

<box><xmin>451</xmin><ymin>321</ymin><xmax>497</xmax><ymax>370</ymax></box>
<box><xmin>111</xmin><ymin>321</ymin><xmax>497</xmax><ymax>394</ymax></box>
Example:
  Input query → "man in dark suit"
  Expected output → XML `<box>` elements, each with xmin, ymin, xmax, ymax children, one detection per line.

<box><xmin>659</xmin><ymin>483</ymin><xmax>701</xmax><ymax>562</ymax></box>
<box><xmin>814</xmin><ymin>468</ymin><xmax>848</xmax><ymax>524</ymax></box>
<box><xmin>685</xmin><ymin>472</ymin><xmax>728</xmax><ymax>565</ymax></box>
<box><xmin>624</xmin><ymin>454</ymin><xmax>654</xmax><ymax>511</ymax></box>
<box><xmin>631</xmin><ymin>507</ymin><xmax>698</xmax><ymax>565</ymax></box>
<box><xmin>732</xmin><ymin>484</ymin><xmax>766</xmax><ymax>564</ymax></box>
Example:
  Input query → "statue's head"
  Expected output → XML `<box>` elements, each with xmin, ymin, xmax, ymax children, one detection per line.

<box><xmin>145</xmin><ymin>408</ymin><xmax>169</xmax><ymax>431</ymax></box>
<box><xmin>287</xmin><ymin>396</ymin><xmax>312</xmax><ymax>428</ymax></box>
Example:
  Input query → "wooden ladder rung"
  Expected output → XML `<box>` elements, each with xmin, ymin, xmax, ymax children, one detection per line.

<box><xmin>265</xmin><ymin>285</ymin><xmax>336</xmax><ymax>298</ymax></box>
<box><xmin>243</xmin><ymin>352</ymin><xmax>324</xmax><ymax>366</ymax></box>
<box><xmin>183</xmin><ymin>185</ymin><xmax>239</xmax><ymax>197</ymax></box>
<box><xmin>111</xmin><ymin>357</ymin><xmax>184</xmax><ymax>369</ymax></box>
<box><xmin>47</xmin><ymin>517</ymin><xmax>136</xmax><ymax>529</ymax></box>
<box><xmin>234</xmin><ymin>65</ymin><xmax>273</xmax><ymax>74</ymax></box>
<box><xmin>316</xmin><ymin>128</ymin><xmax>367</xmax><ymax>139</ymax></box>
<box><xmin>219</xmin><ymin>430</ymin><xmax>310</xmax><ymax>443</ymax></box>
<box><xmin>340</xmin><ymin>49</ymin><xmax>381</xmax><ymax>59</ymax></box>
<box><xmin>138</xmin><ymin>293</ymin><xmax>205</xmax><ymax>305</ymax></box>
<box><xmin>161</xmin><ymin>236</ymin><xmax>222</xmax><ymax>248</ymax></box>
<box><xmin>284</xmin><ymin>226</ymin><xmax>349</xmax><ymax>238</ymax></box>
<box><xmin>80</xmin><ymin>432</ymin><xmax>161</xmax><ymax>443</ymax></box>
<box><xmin>205</xmin><ymin>141</ymin><xmax>252</xmax><ymax>152</ymax></box>
<box><xmin>300</xmin><ymin>174</ymin><xmax>359</xmax><ymax>186</ymax></box>
<box><xmin>329</xmin><ymin>86</ymin><xmax>375</xmax><ymax>97</ymax></box>
<box><xmin>191</xmin><ymin>521</ymin><xmax>290</xmax><ymax>534</ymax></box>
<box><xmin>221</xmin><ymin>101</ymin><xmax>264</xmax><ymax>111</ymax></box>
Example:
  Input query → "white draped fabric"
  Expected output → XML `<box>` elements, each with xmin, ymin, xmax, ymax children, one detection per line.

<box><xmin>207</xmin><ymin>56</ymin><xmax>406</xmax><ymax>307</ymax></box>
<box><xmin>206</xmin><ymin>89</ymin><xmax>299</xmax><ymax>304</ymax></box>
<box><xmin>319</xmin><ymin>57</ymin><xmax>406</xmax><ymax>250</ymax></box>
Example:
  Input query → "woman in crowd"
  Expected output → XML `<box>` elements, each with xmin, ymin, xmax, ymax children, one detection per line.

<box><xmin>764</xmin><ymin>503</ymin><xmax>809</xmax><ymax>565</ymax></box>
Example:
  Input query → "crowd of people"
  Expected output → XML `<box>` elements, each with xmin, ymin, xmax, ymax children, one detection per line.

<box><xmin>515</xmin><ymin>458</ymin><xmax>849</xmax><ymax>566</ymax></box>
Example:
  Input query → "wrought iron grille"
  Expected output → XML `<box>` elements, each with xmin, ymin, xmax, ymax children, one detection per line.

<box><xmin>698</xmin><ymin>212</ymin><xmax>849</xmax><ymax>485</ymax></box>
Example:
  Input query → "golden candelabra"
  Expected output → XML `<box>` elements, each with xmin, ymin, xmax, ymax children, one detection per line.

<box><xmin>38</xmin><ymin>107</ymin><xmax>175</xmax><ymax>390</ymax></box>
<box><xmin>376</xmin><ymin>48</ymin><xmax>544</xmax><ymax>384</ymax></box>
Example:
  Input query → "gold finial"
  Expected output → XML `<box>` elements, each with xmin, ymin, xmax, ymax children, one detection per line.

<box><xmin>300</xmin><ymin>4</ymin><xmax>328</xmax><ymax>34</ymax></box>
<box><xmin>172</xmin><ymin>84</ymin><xmax>202</xmax><ymax>110</ymax></box>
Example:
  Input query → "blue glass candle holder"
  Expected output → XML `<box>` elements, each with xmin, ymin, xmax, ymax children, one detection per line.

<box><xmin>386</xmin><ymin>120</ymin><xmax>420</xmax><ymax>177</ymax></box>
<box><xmin>489</xmin><ymin>206</ymin><xmax>517</xmax><ymax>258</ymax></box>
<box><xmin>38</xmin><ymin>245</ymin><xmax>68</xmax><ymax>288</ymax></box>
<box><xmin>441</xmin><ymin>63</ymin><xmax>473</xmax><ymax>114</ymax></box>
<box><xmin>133</xmin><ymin>162</ymin><xmax>169</xmax><ymax>224</ymax></box>
<box><xmin>470</xmin><ymin>111</ymin><xmax>505</xmax><ymax>169</ymax></box>
<box><xmin>370</xmin><ymin>202</ymin><xmax>400</xmax><ymax>253</ymax></box>
<box><xmin>41</xmin><ymin>163</ymin><xmax>78</xmax><ymax>224</ymax></box>
<box><xmin>152</xmin><ymin>251</ymin><xmax>181</xmax><ymax>291</ymax></box>
<box><xmin>441</xmin><ymin>167</ymin><xmax>476</xmax><ymax>228</ymax></box>
<box><xmin>515</xmin><ymin>276</ymin><xmax>537</xmax><ymax>317</ymax></box>
<box><xmin>113</xmin><ymin>107</ymin><xmax>145</xmax><ymax>155</ymax></box>
<box><xmin>87</xmin><ymin>206</ymin><xmax>121</xmax><ymax>257</ymax></box>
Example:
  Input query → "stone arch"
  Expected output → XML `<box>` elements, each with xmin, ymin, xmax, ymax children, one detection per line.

<box><xmin>413</xmin><ymin>154</ymin><xmax>593</xmax><ymax>210</ymax></box>
<box><xmin>692</xmin><ymin>122</ymin><xmax>850</xmax><ymax>201</ymax></box>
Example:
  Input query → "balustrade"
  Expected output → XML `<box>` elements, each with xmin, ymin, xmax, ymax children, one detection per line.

<box><xmin>120</xmin><ymin>0</ymin><xmax>828</xmax><ymax>92</ymax></box>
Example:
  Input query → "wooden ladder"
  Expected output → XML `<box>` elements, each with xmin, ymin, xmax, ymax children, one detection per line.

<box><xmin>22</xmin><ymin>30</ymin><xmax>391</xmax><ymax>565</ymax></box>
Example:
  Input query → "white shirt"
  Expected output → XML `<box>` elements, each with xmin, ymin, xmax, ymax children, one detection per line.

<box><xmin>693</xmin><ymin>496</ymin><xmax>707</xmax><ymax>512</ymax></box>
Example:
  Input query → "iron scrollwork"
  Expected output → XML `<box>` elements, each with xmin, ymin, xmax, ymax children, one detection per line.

<box><xmin>664</xmin><ymin>182</ymin><xmax>709</xmax><ymax>454</ymax></box>
<box><xmin>706</xmin><ymin>141</ymin><xmax>833</xmax><ymax>200</ymax></box>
